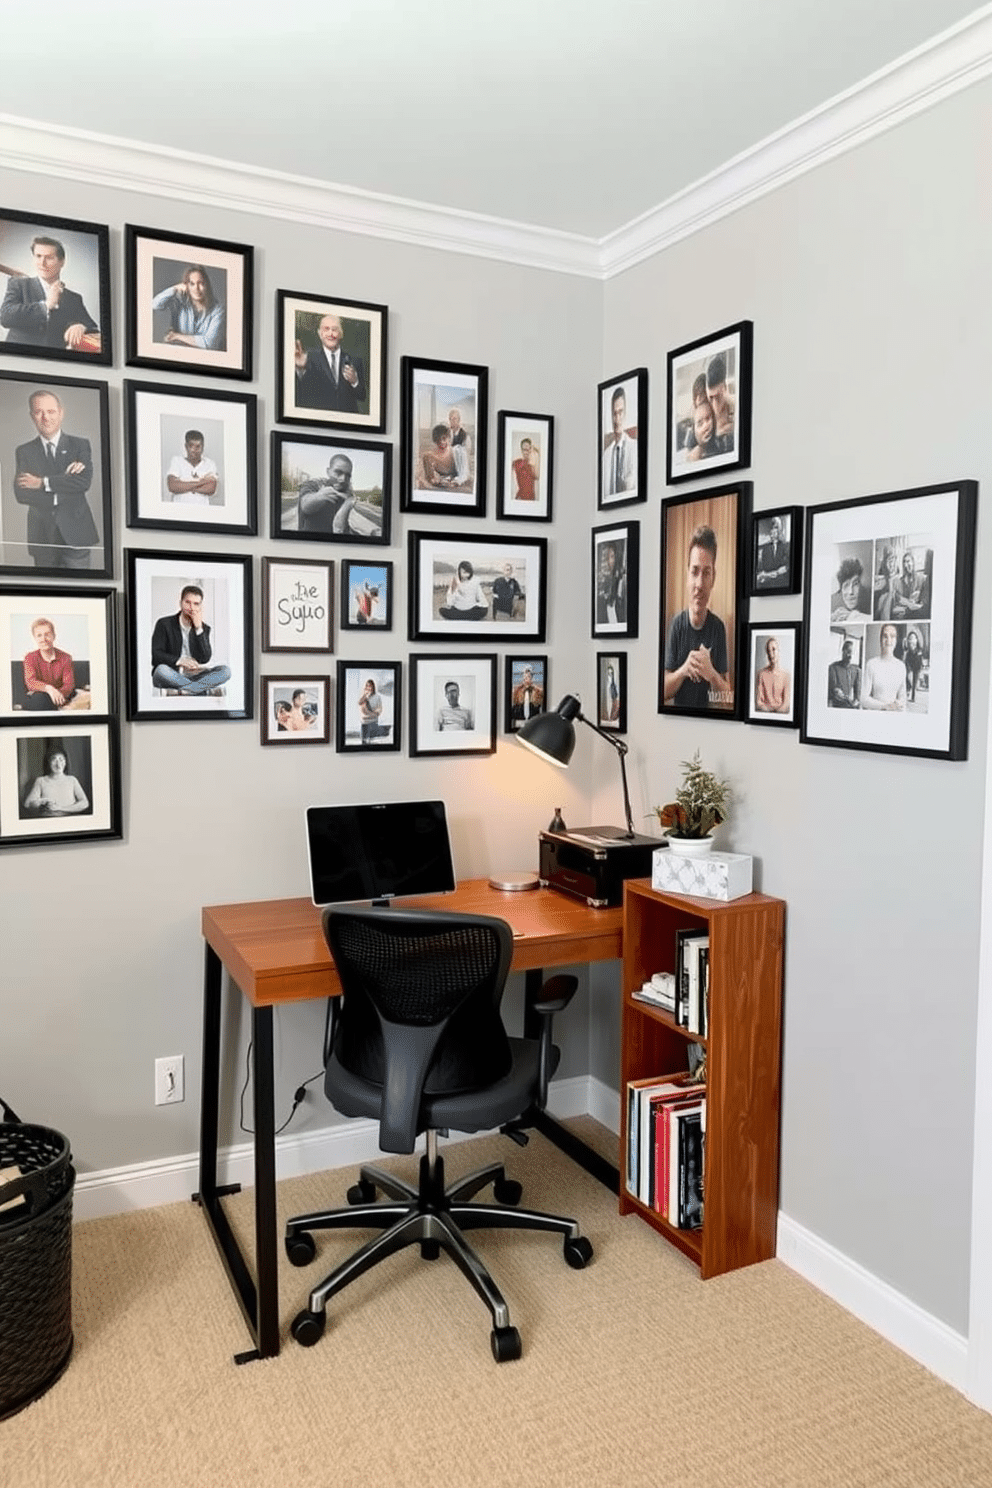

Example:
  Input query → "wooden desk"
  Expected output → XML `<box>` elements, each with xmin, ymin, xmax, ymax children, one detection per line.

<box><xmin>198</xmin><ymin>881</ymin><xmax>622</xmax><ymax>1361</ymax></box>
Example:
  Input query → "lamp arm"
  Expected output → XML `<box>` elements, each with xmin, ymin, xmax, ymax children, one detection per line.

<box><xmin>576</xmin><ymin>711</ymin><xmax>634</xmax><ymax>837</ymax></box>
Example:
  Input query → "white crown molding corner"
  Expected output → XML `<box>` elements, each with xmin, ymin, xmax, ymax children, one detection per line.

<box><xmin>600</xmin><ymin>6</ymin><xmax>992</xmax><ymax>278</ymax></box>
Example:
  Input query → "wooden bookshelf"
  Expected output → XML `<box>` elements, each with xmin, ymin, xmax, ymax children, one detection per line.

<box><xmin>619</xmin><ymin>878</ymin><xmax>785</xmax><ymax>1278</ymax></box>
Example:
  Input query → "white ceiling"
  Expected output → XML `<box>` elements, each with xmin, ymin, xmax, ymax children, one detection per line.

<box><xmin>1</xmin><ymin>0</ymin><xmax>983</xmax><ymax>238</ymax></box>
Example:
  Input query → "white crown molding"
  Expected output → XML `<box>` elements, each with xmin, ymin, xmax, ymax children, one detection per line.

<box><xmin>0</xmin><ymin>8</ymin><xmax>990</xmax><ymax>280</ymax></box>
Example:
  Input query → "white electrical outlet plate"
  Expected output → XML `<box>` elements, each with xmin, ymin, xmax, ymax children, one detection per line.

<box><xmin>155</xmin><ymin>1055</ymin><xmax>185</xmax><ymax>1106</ymax></box>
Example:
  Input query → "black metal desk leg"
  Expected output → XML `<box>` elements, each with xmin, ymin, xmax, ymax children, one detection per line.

<box><xmin>251</xmin><ymin>1005</ymin><xmax>279</xmax><ymax>1359</ymax></box>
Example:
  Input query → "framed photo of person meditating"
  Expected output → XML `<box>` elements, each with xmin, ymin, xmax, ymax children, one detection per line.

<box><xmin>407</xmin><ymin>531</ymin><xmax>547</xmax><ymax>643</ymax></box>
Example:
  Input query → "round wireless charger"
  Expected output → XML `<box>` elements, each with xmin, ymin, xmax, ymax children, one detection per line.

<box><xmin>488</xmin><ymin>871</ymin><xmax>540</xmax><ymax>892</ymax></box>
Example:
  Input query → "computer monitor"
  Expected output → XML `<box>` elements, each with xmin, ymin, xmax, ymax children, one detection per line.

<box><xmin>305</xmin><ymin>799</ymin><xmax>457</xmax><ymax>907</ymax></box>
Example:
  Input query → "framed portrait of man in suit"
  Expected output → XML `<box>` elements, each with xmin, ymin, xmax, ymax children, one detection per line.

<box><xmin>0</xmin><ymin>208</ymin><xmax>112</xmax><ymax>367</ymax></box>
<box><xmin>0</xmin><ymin>369</ymin><xmax>113</xmax><ymax>579</ymax></box>
<box><xmin>276</xmin><ymin>289</ymin><xmax>387</xmax><ymax>434</ymax></box>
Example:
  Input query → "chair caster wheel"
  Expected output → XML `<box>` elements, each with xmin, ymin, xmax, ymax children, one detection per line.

<box><xmin>291</xmin><ymin>1309</ymin><xmax>326</xmax><ymax>1347</ymax></box>
<box><xmin>420</xmin><ymin>1239</ymin><xmax>441</xmax><ymax>1260</ymax></box>
<box><xmin>347</xmin><ymin>1178</ymin><xmax>376</xmax><ymax>1205</ymax></box>
<box><xmin>491</xmin><ymin>1325</ymin><xmax>522</xmax><ymax>1363</ymax></box>
<box><xmin>493</xmin><ymin>1177</ymin><xmax>522</xmax><ymax>1206</ymax></box>
<box><xmin>564</xmin><ymin>1236</ymin><xmax>593</xmax><ymax>1269</ymax></box>
<box><xmin>285</xmin><ymin>1231</ymin><xmax>316</xmax><ymax>1267</ymax></box>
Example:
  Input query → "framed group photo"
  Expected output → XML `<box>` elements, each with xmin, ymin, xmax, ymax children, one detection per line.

<box><xmin>496</xmin><ymin>411</ymin><xmax>553</xmax><ymax>521</ymax></box>
<box><xmin>666</xmin><ymin>321</ymin><xmax>752</xmax><ymax>485</ymax></box>
<box><xmin>400</xmin><ymin>356</ymin><xmax>488</xmax><ymax>518</ymax></box>
<box><xmin>261</xmin><ymin>557</ymin><xmax>333</xmax><ymax>654</ymax></box>
<box><xmin>800</xmin><ymin>480</ymin><xmax>977</xmax><ymax>760</ymax></box>
<box><xmin>598</xmin><ymin>368</ymin><xmax>647</xmax><ymax>509</ymax></box>
<box><xmin>124</xmin><ymin>224</ymin><xmax>253</xmax><ymax>380</ymax></box>
<box><xmin>409</xmin><ymin>653</ymin><xmax>496</xmax><ymax>758</ymax></box>
<box><xmin>270</xmin><ymin>430</ymin><xmax>390</xmax><ymax>546</ymax></box>
<box><xmin>0</xmin><ymin>586</ymin><xmax>115</xmax><ymax>719</ymax></box>
<box><xmin>592</xmin><ymin>521</ymin><xmax>639</xmax><ymax>639</ymax></box>
<box><xmin>746</xmin><ymin>622</ymin><xmax>802</xmax><ymax>728</ymax></box>
<box><xmin>0</xmin><ymin>369</ymin><xmax>113</xmax><ymax>578</ymax></box>
<box><xmin>0</xmin><ymin>208</ymin><xmax>111</xmax><ymax>365</ymax></box>
<box><xmin>504</xmin><ymin>655</ymin><xmax>547</xmax><ymax>734</ymax></box>
<box><xmin>596</xmin><ymin>652</ymin><xmax>627</xmax><ymax>732</ymax></box>
<box><xmin>125</xmin><ymin>548</ymin><xmax>252</xmax><ymax>722</ymax></box>
<box><xmin>750</xmin><ymin>506</ymin><xmax>802</xmax><ymax>595</ymax></box>
<box><xmin>124</xmin><ymin>380</ymin><xmax>257</xmax><ymax>535</ymax></box>
<box><xmin>276</xmin><ymin>289</ymin><xmax>387</xmax><ymax>433</ymax></box>
<box><xmin>259</xmin><ymin>676</ymin><xmax>330</xmax><ymax>746</ymax></box>
<box><xmin>658</xmin><ymin>483</ymin><xmax>751</xmax><ymax>719</ymax></box>
<box><xmin>340</xmin><ymin>559</ymin><xmax>392</xmax><ymax>632</ymax></box>
<box><xmin>336</xmin><ymin>661</ymin><xmax>401</xmax><ymax>753</ymax></box>
<box><xmin>0</xmin><ymin>720</ymin><xmax>122</xmax><ymax>849</ymax></box>
<box><xmin>408</xmin><ymin>531</ymin><xmax>547</xmax><ymax>643</ymax></box>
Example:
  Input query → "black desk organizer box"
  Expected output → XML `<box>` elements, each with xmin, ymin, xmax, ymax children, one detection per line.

<box><xmin>0</xmin><ymin>1096</ymin><xmax>75</xmax><ymax>1420</ymax></box>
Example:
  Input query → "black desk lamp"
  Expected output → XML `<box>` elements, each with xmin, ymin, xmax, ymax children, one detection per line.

<box><xmin>517</xmin><ymin>694</ymin><xmax>635</xmax><ymax>839</ymax></box>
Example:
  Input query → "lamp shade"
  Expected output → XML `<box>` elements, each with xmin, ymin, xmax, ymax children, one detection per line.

<box><xmin>516</xmin><ymin>695</ymin><xmax>582</xmax><ymax>767</ymax></box>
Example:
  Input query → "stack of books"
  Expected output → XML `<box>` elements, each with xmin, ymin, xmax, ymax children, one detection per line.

<box><xmin>675</xmin><ymin>928</ymin><xmax>709</xmax><ymax>1037</ymax></box>
<box><xmin>625</xmin><ymin>1074</ymin><xmax>705</xmax><ymax>1229</ymax></box>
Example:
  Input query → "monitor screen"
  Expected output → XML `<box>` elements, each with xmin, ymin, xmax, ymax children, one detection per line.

<box><xmin>306</xmin><ymin>800</ymin><xmax>456</xmax><ymax>907</ymax></box>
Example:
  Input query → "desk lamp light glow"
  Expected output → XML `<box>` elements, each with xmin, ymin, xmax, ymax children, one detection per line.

<box><xmin>516</xmin><ymin>693</ymin><xmax>635</xmax><ymax>839</ymax></box>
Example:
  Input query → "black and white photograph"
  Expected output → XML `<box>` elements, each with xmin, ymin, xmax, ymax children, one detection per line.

<box><xmin>659</xmin><ymin>484</ymin><xmax>750</xmax><ymax>720</ymax></box>
<box><xmin>496</xmin><ymin>411</ymin><xmax>553</xmax><ymax>521</ymax></box>
<box><xmin>340</xmin><ymin>559</ymin><xmax>392</xmax><ymax>632</ymax></box>
<box><xmin>596</xmin><ymin>652</ymin><xmax>627</xmax><ymax>732</ymax></box>
<box><xmin>262</xmin><ymin>557</ymin><xmax>333</xmax><ymax>654</ymax></box>
<box><xmin>125</xmin><ymin>380</ymin><xmax>257</xmax><ymax>535</ymax></box>
<box><xmin>504</xmin><ymin>655</ymin><xmax>547</xmax><ymax>734</ymax></box>
<box><xmin>666</xmin><ymin>321</ymin><xmax>752</xmax><ymax>485</ymax></box>
<box><xmin>592</xmin><ymin>521</ymin><xmax>639</xmax><ymax>639</ymax></box>
<box><xmin>0</xmin><ymin>369</ymin><xmax>113</xmax><ymax>578</ymax></box>
<box><xmin>801</xmin><ymin>481</ymin><xmax>976</xmax><ymax>759</ymax></box>
<box><xmin>746</xmin><ymin>623</ymin><xmax>802</xmax><ymax>728</ymax></box>
<box><xmin>598</xmin><ymin>368</ymin><xmax>647</xmax><ymax>509</ymax></box>
<box><xmin>336</xmin><ymin>661</ymin><xmax>401</xmax><ymax>753</ymax></box>
<box><xmin>409</xmin><ymin>653</ymin><xmax>496</xmax><ymax>758</ymax></box>
<box><xmin>270</xmin><ymin>430</ymin><xmax>390</xmax><ymax>546</ymax></box>
<box><xmin>400</xmin><ymin>356</ymin><xmax>488</xmax><ymax>517</ymax></box>
<box><xmin>276</xmin><ymin>289</ymin><xmax>387</xmax><ymax>433</ymax></box>
<box><xmin>408</xmin><ymin>531</ymin><xmax>547</xmax><ymax>643</ymax></box>
<box><xmin>260</xmin><ymin>676</ymin><xmax>329</xmax><ymax>746</ymax></box>
<box><xmin>0</xmin><ymin>209</ymin><xmax>112</xmax><ymax>366</ymax></box>
<box><xmin>0</xmin><ymin>586</ymin><xmax>115</xmax><ymax>719</ymax></box>
<box><xmin>0</xmin><ymin>720</ymin><xmax>121</xmax><ymax>848</ymax></box>
<box><xmin>750</xmin><ymin>506</ymin><xmax>802</xmax><ymax>595</ymax></box>
<box><xmin>125</xmin><ymin>548</ymin><xmax>252</xmax><ymax>722</ymax></box>
<box><xmin>125</xmin><ymin>224</ymin><xmax>253</xmax><ymax>380</ymax></box>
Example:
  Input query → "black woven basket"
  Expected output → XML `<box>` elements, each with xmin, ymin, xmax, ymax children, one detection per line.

<box><xmin>0</xmin><ymin>1121</ymin><xmax>72</xmax><ymax>1222</ymax></box>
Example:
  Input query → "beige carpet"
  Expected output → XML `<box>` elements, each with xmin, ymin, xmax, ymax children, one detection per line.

<box><xmin>4</xmin><ymin>1119</ymin><xmax>991</xmax><ymax>1488</ymax></box>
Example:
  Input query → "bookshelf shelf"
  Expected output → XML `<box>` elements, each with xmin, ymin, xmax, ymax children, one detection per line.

<box><xmin>619</xmin><ymin>879</ymin><xmax>785</xmax><ymax>1279</ymax></box>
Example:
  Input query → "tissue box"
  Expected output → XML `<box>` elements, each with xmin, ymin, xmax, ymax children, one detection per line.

<box><xmin>651</xmin><ymin>847</ymin><xmax>753</xmax><ymax>901</ymax></box>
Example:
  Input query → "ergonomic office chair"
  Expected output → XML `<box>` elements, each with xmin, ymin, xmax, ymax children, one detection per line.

<box><xmin>284</xmin><ymin>906</ymin><xmax>593</xmax><ymax>1362</ymax></box>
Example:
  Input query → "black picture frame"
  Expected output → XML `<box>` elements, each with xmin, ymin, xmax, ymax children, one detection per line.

<box><xmin>261</xmin><ymin>557</ymin><xmax>333</xmax><ymax>654</ymax></box>
<box><xmin>496</xmin><ymin>410</ymin><xmax>554</xmax><ymax>521</ymax></box>
<box><xmin>750</xmin><ymin>506</ymin><xmax>803</xmax><ymax>596</ymax></box>
<box><xmin>658</xmin><ymin>482</ymin><xmax>751</xmax><ymax>720</ymax></box>
<box><xmin>504</xmin><ymin>654</ymin><xmax>548</xmax><ymax>734</ymax></box>
<box><xmin>124</xmin><ymin>224</ymin><xmax>253</xmax><ymax>381</ymax></box>
<box><xmin>124</xmin><ymin>379</ymin><xmax>257</xmax><ymax>536</ymax></box>
<box><xmin>340</xmin><ymin>559</ymin><xmax>393</xmax><ymax>633</ymax></box>
<box><xmin>596</xmin><ymin>651</ymin><xmax>627</xmax><ymax>732</ymax></box>
<box><xmin>400</xmin><ymin>356</ymin><xmax>488</xmax><ymax>518</ymax></box>
<box><xmin>408</xmin><ymin>531</ymin><xmax>547</xmax><ymax>643</ymax></box>
<box><xmin>0</xmin><ymin>585</ymin><xmax>116</xmax><ymax>720</ymax></box>
<box><xmin>260</xmin><ymin>675</ymin><xmax>330</xmax><ymax>746</ymax></box>
<box><xmin>0</xmin><ymin>208</ymin><xmax>112</xmax><ymax>366</ymax></box>
<box><xmin>598</xmin><ymin>368</ymin><xmax>647</xmax><ymax>509</ymax></box>
<box><xmin>0</xmin><ymin>718</ymin><xmax>122</xmax><ymax>849</ymax></box>
<box><xmin>276</xmin><ymin>289</ymin><xmax>387</xmax><ymax>433</ymax></box>
<box><xmin>124</xmin><ymin>547</ymin><xmax>253</xmax><ymax>722</ymax></box>
<box><xmin>666</xmin><ymin>321</ymin><xmax>753</xmax><ymax>485</ymax></box>
<box><xmin>746</xmin><ymin>622</ymin><xmax>803</xmax><ymax>728</ymax></box>
<box><xmin>0</xmin><ymin>369</ymin><xmax>113</xmax><ymax>578</ymax></box>
<box><xmin>800</xmin><ymin>480</ymin><xmax>977</xmax><ymax>760</ymax></box>
<box><xmin>336</xmin><ymin>660</ymin><xmax>402</xmax><ymax>753</ymax></box>
<box><xmin>409</xmin><ymin>653</ymin><xmax>496</xmax><ymax>758</ymax></box>
<box><xmin>270</xmin><ymin>430</ymin><xmax>391</xmax><ymax>546</ymax></box>
<box><xmin>592</xmin><ymin>521</ymin><xmax>639</xmax><ymax>640</ymax></box>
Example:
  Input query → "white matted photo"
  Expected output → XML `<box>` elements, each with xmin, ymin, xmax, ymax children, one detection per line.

<box><xmin>746</xmin><ymin>623</ymin><xmax>802</xmax><ymax>728</ymax></box>
<box><xmin>124</xmin><ymin>381</ymin><xmax>256</xmax><ymax>535</ymax></box>
<box><xmin>0</xmin><ymin>585</ymin><xmax>114</xmax><ymax>717</ymax></box>
<box><xmin>0</xmin><ymin>721</ymin><xmax>121</xmax><ymax>847</ymax></box>
<box><xmin>496</xmin><ymin>411</ymin><xmax>553</xmax><ymax>521</ymax></box>
<box><xmin>409</xmin><ymin>653</ymin><xmax>496</xmax><ymax>757</ymax></box>
<box><xmin>125</xmin><ymin>225</ymin><xmax>252</xmax><ymax>379</ymax></box>
<box><xmin>408</xmin><ymin>531</ymin><xmax>547</xmax><ymax>642</ymax></box>
<box><xmin>260</xmin><ymin>676</ymin><xmax>329</xmax><ymax>745</ymax></box>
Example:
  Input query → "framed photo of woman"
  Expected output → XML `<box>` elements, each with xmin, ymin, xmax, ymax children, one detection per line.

<box><xmin>336</xmin><ymin>661</ymin><xmax>401</xmax><ymax>753</ymax></box>
<box><xmin>0</xmin><ymin>720</ymin><xmax>122</xmax><ymax>848</ymax></box>
<box><xmin>746</xmin><ymin>623</ymin><xmax>802</xmax><ymax>728</ymax></box>
<box><xmin>408</xmin><ymin>532</ymin><xmax>546</xmax><ymax>643</ymax></box>
<box><xmin>125</xmin><ymin>224</ymin><xmax>253</xmax><ymax>380</ymax></box>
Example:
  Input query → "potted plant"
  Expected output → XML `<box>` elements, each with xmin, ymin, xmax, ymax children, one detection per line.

<box><xmin>651</xmin><ymin>751</ymin><xmax>730</xmax><ymax>856</ymax></box>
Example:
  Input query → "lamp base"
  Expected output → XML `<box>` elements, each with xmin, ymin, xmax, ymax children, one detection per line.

<box><xmin>488</xmin><ymin>871</ymin><xmax>540</xmax><ymax>892</ymax></box>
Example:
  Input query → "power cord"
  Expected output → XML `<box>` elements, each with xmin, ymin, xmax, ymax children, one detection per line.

<box><xmin>238</xmin><ymin>998</ymin><xmax>336</xmax><ymax>1136</ymax></box>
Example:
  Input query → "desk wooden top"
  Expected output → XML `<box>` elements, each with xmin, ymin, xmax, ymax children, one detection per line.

<box><xmin>202</xmin><ymin>880</ymin><xmax>623</xmax><ymax>1007</ymax></box>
